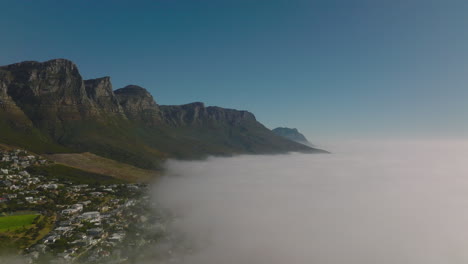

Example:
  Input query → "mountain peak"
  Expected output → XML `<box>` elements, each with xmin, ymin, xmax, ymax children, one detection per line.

<box><xmin>114</xmin><ymin>85</ymin><xmax>160</xmax><ymax>125</ymax></box>
<box><xmin>1</xmin><ymin>58</ymin><xmax>78</xmax><ymax>72</ymax></box>
<box><xmin>272</xmin><ymin>127</ymin><xmax>311</xmax><ymax>146</ymax></box>
<box><xmin>114</xmin><ymin>85</ymin><xmax>157</xmax><ymax>103</ymax></box>
<box><xmin>114</xmin><ymin>85</ymin><xmax>150</xmax><ymax>96</ymax></box>
<box><xmin>84</xmin><ymin>77</ymin><xmax>125</xmax><ymax>117</ymax></box>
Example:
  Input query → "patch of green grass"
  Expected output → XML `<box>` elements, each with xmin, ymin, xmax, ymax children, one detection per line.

<box><xmin>0</xmin><ymin>214</ymin><xmax>54</xmax><ymax>252</ymax></box>
<box><xmin>27</xmin><ymin>164</ymin><xmax>126</xmax><ymax>184</ymax></box>
<box><xmin>0</xmin><ymin>214</ymin><xmax>39</xmax><ymax>232</ymax></box>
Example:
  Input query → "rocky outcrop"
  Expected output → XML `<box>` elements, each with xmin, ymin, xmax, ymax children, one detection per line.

<box><xmin>0</xmin><ymin>69</ymin><xmax>34</xmax><ymax>128</ymax></box>
<box><xmin>114</xmin><ymin>85</ymin><xmax>161</xmax><ymax>125</ymax></box>
<box><xmin>3</xmin><ymin>59</ymin><xmax>92</xmax><ymax>112</ymax></box>
<box><xmin>0</xmin><ymin>69</ymin><xmax>18</xmax><ymax>111</ymax></box>
<box><xmin>84</xmin><ymin>77</ymin><xmax>126</xmax><ymax>118</ymax></box>
<box><xmin>0</xmin><ymin>59</ymin><xmax>97</xmax><ymax>138</ymax></box>
<box><xmin>272</xmin><ymin>127</ymin><xmax>311</xmax><ymax>146</ymax></box>
<box><xmin>160</xmin><ymin>102</ymin><xmax>256</xmax><ymax>126</ymax></box>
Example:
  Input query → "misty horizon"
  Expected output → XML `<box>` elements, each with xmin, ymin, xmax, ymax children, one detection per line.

<box><xmin>152</xmin><ymin>140</ymin><xmax>468</xmax><ymax>264</ymax></box>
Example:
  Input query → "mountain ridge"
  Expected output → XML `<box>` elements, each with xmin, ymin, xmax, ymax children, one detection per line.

<box><xmin>0</xmin><ymin>59</ymin><xmax>326</xmax><ymax>171</ymax></box>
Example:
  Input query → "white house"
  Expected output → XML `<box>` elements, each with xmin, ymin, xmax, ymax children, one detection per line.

<box><xmin>80</xmin><ymin>211</ymin><xmax>101</xmax><ymax>222</ymax></box>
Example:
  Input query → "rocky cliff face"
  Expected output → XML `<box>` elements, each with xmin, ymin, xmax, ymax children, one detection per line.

<box><xmin>0</xmin><ymin>59</ymin><xmax>260</xmax><ymax>129</ymax></box>
<box><xmin>84</xmin><ymin>77</ymin><xmax>126</xmax><ymax>118</ymax></box>
<box><xmin>3</xmin><ymin>59</ymin><xmax>92</xmax><ymax>113</ymax></box>
<box><xmin>0</xmin><ymin>68</ymin><xmax>34</xmax><ymax>128</ymax></box>
<box><xmin>160</xmin><ymin>102</ymin><xmax>256</xmax><ymax>126</ymax></box>
<box><xmin>0</xmin><ymin>69</ymin><xmax>19</xmax><ymax>111</ymax></box>
<box><xmin>114</xmin><ymin>85</ymin><xmax>161</xmax><ymax>125</ymax></box>
<box><xmin>0</xmin><ymin>58</ymin><xmax>323</xmax><ymax>169</ymax></box>
<box><xmin>0</xmin><ymin>59</ymin><xmax>97</xmax><ymax>138</ymax></box>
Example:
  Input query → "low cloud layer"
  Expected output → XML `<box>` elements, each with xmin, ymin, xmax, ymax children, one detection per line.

<box><xmin>153</xmin><ymin>140</ymin><xmax>468</xmax><ymax>264</ymax></box>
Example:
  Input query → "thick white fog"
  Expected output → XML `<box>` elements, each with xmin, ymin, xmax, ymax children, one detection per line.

<box><xmin>153</xmin><ymin>140</ymin><xmax>468</xmax><ymax>264</ymax></box>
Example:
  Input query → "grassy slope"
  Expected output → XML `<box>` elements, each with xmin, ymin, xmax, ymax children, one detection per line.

<box><xmin>26</xmin><ymin>164</ymin><xmax>126</xmax><ymax>184</ymax></box>
<box><xmin>56</xmin><ymin>119</ymin><xmax>167</xmax><ymax>170</ymax></box>
<box><xmin>0</xmin><ymin>109</ymin><xmax>166</xmax><ymax>170</ymax></box>
<box><xmin>1</xmin><ymin>107</ymin><xmax>325</xmax><ymax>173</ymax></box>
<box><xmin>0</xmin><ymin>111</ymin><xmax>69</xmax><ymax>154</ymax></box>
<box><xmin>45</xmin><ymin>152</ymin><xmax>158</xmax><ymax>182</ymax></box>
<box><xmin>140</xmin><ymin>120</ymin><xmax>323</xmax><ymax>159</ymax></box>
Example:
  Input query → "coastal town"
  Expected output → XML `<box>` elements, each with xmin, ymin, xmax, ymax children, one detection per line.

<box><xmin>0</xmin><ymin>148</ymin><xmax>171</xmax><ymax>263</ymax></box>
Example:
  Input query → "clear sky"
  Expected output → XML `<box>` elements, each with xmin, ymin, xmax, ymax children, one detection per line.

<box><xmin>1</xmin><ymin>0</ymin><xmax>467</xmax><ymax>142</ymax></box>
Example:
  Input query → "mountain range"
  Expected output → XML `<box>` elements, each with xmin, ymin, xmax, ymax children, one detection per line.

<box><xmin>0</xmin><ymin>59</ymin><xmax>325</xmax><ymax>171</ymax></box>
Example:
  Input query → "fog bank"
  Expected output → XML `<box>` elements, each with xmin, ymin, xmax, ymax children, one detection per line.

<box><xmin>153</xmin><ymin>141</ymin><xmax>468</xmax><ymax>264</ymax></box>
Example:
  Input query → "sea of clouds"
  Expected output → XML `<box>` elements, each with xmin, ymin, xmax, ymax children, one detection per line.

<box><xmin>152</xmin><ymin>140</ymin><xmax>468</xmax><ymax>264</ymax></box>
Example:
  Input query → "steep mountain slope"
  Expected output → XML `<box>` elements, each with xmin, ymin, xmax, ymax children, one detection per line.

<box><xmin>158</xmin><ymin>103</ymin><xmax>314</xmax><ymax>157</ymax></box>
<box><xmin>0</xmin><ymin>59</ymin><xmax>324</xmax><ymax>170</ymax></box>
<box><xmin>0</xmin><ymin>62</ymin><xmax>69</xmax><ymax>153</ymax></box>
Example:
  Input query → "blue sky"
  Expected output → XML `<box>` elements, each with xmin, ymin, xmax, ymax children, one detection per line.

<box><xmin>1</xmin><ymin>0</ymin><xmax>468</xmax><ymax>142</ymax></box>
